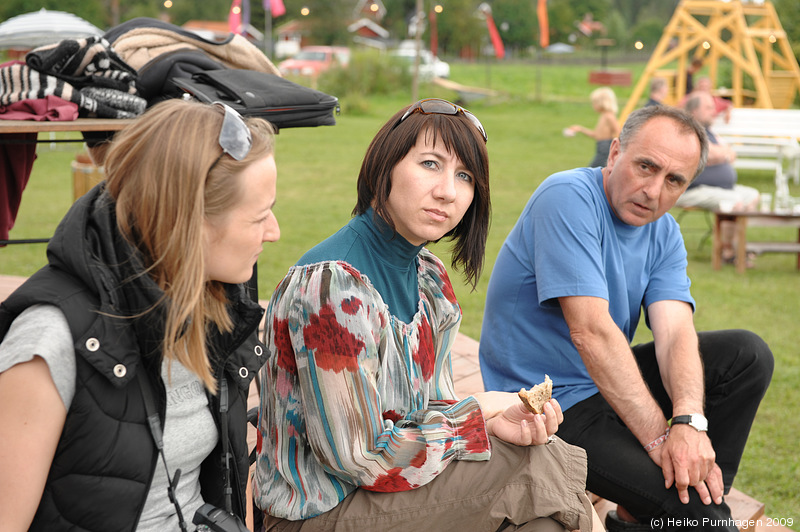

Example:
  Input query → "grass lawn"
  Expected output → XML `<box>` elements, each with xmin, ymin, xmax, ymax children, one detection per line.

<box><xmin>2</xmin><ymin>61</ymin><xmax>799</xmax><ymax>526</ymax></box>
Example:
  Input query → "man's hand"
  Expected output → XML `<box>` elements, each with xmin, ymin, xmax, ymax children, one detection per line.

<box><xmin>650</xmin><ymin>425</ymin><xmax>724</xmax><ymax>505</ymax></box>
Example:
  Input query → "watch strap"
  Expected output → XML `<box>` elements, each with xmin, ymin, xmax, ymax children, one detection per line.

<box><xmin>669</xmin><ymin>414</ymin><xmax>708</xmax><ymax>431</ymax></box>
<box><xmin>670</xmin><ymin>415</ymin><xmax>693</xmax><ymax>426</ymax></box>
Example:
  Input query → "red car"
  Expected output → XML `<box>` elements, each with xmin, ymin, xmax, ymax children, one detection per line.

<box><xmin>278</xmin><ymin>46</ymin><xmax>351</xmax><ymax>77</ymax></box>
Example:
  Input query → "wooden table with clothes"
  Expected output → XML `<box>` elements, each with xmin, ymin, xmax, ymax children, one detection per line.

<box><xmin>0</xmin><ymin>116</ymin><xmax>133</xmax><ymax>246</ymax></box>
<box><xmin>1</xmin><ymin>33</ymin><xmax>146</xmax><ymax>246</ymax></box>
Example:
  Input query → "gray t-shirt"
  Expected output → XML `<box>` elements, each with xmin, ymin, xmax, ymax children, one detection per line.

<box><xmin>0</xmin><ymin>304</ymin><xmax>218</xmax><ymax>531</ymax></box>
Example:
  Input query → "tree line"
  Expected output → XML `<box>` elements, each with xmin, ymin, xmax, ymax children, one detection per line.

<box><xmin>1</xmin><ymin>0</ymin><xmax>798</xmax><ymax>60</ymax></box>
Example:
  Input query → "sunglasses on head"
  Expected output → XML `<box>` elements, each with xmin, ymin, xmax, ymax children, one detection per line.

<box><xmin>213</xmin><ymin>102</ymin><xmax>252</xmax><ymax>162</ymax></box>
<box><xmin>394</xmin><ymin>98</ymin><xmax>488</xmax><ymax>143</ymax></box>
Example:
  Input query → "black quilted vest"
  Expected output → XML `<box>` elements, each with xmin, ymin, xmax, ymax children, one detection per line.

<box><xmin>0</xmin><ymin>186</ymin><xmax>266</xmax><ymax>531</ymax></box>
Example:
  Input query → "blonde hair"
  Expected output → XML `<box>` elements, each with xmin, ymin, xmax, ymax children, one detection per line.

<box><xmin>591</xmin><ymin>87</ymin><xmax>618</xmax><ymax>114</ymax></box>
<box><xmin>103</xmin><ymin>99</ymin><xmax>275</xmax><ymax>392</ymax></box>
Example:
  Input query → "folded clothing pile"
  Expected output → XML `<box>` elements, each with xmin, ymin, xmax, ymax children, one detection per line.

<box><xmin>1</xmin><ymin>36</ymin><xmax>146</xmax><ymax>119</ymax></box>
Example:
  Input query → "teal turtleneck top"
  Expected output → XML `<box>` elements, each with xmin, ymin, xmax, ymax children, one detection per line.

<box><xmin>296</xmin><ymin>208</ymin><xmax>424</xmax><ymax>323</ymax></box>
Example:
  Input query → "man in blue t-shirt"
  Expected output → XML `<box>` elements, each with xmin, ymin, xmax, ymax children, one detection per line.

<box><xmin>479</xmin><ymin>105</ymin><xmax>773</xmax><ymax>532</ymax></box>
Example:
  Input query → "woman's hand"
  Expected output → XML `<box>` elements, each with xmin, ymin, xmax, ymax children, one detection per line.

<box><xmin>485</xmin><ymin>399</ymin><xmax>563</xmax><ymax>446</ymax></box>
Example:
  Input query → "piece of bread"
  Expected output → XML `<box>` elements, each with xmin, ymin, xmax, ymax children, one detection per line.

<box><xmin>518</xmin><ymin>375</ymin><xmax>553</xmax><ymax>414</ymax></box>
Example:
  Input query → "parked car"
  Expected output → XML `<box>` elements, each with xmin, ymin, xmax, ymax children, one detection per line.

<box><xmin>278</xmin><ymin>46</ymin><xmax>351</xmax><ymax>77</ymax></box>
<box><xmin>390</xmin><ymin>48</ymin><xmax>450</xmax><ymax>81</ymax></box>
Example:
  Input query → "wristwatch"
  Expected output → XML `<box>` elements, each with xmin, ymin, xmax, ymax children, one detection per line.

<box><xmin>670</xmin><ymin>414</ymin><xmax>708</xmax><ymax>432</ymax></box>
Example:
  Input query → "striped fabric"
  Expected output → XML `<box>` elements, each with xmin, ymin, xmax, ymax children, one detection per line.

<box><xmin>254</xmin><ymin>250</ymin><xmax>491</xmax><ymax>521</ymax></box>
<box><xmin>1</xmin><ymin>36</ymin><xmax>145</xmax><ymax>118</ymax></box>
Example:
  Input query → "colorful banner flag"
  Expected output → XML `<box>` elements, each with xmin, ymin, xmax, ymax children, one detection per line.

<box><xmin>538</xmin><ymin>0</ymin><xmax>550</xmax><ymax>49</ymax></box>
<box><xmin>484</xmin><ymin>11</ymin><xmax>505</xmax><ymax>59</ymax></box>
<box><xmin>264</xmin><ymin>0</ymin><xmax>286</xmax><ymax>17</ymax></box>
<box><xmin>229</xmin><ymin>0</ymin><xmax>242</xmax><ymax>34</ymax></box>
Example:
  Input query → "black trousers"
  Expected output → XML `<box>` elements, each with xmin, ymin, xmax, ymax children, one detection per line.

<box><xmin>557</xmin><ymin>329</ymin><xmax>774</xmax><ymax>531</ymax></box>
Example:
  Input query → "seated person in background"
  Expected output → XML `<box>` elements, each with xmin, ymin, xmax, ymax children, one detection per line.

<box><xmin>253</xmin><ymin>99</ymin><xmax>596</xmax><ymax>532</ymax></box>
<box><xmin>678</xmin><ymin>91</ymin><xmax>760</xmax><ymax>265</ymax></box>
<box><xmin>479</xmin><ymin>104</ymin><xmax>773</xmax><ymax>532</ymax></box>
<box><xmin>680</xmin><ymin>76</ymin><xmax>732</xmax><ymax>123</ymax></box>
<box><xmin>567</xmin><ymin>86</ymin><xmax>621</xmax><ymax>167</ymax></box>
<box><xmin>645</xmin><ymin>77</ymin><xmax>668</xmax><ymax>107</ymax></box>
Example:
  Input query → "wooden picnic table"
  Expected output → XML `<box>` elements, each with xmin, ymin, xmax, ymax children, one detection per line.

<box><xmin>1</xmin><ymin>118</ymin><xmax>134</xmax><ymax>245</ymax></box>
<box><xmin>0</xmin><ymin>117</ymin><xmax>133</xmax><ymax>134</ymax></box>
<box><xmin>712</xmin><ymin>209</ymin><xmax>800</xmax><ymax>273</ymax></box>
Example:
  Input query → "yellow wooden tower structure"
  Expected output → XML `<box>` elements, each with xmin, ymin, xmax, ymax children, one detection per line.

<box><xmin>621</xmin><ymin>0</ymin><xmax>800</xmax><ymax>121</ymax></box>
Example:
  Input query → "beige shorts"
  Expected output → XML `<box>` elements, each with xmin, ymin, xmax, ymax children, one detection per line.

<box><xmin>676</xmin><ymin>184</ymin><xmax>761</xmax><ymax>211</ymax></box>
<box><xmin>263</xmin><ymin>436</ymin><xmax>592</xmax><ymax>532</ymax></box>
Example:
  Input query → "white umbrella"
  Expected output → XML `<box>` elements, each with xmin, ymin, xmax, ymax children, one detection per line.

<box><xmin>0</xmin><ymin>8</ymin><xmax>103</xmax><ymax>50</ymax></box>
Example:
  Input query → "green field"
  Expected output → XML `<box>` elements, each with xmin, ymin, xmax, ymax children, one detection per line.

<box><xmin>3</xmin><ymin>61</ymin><xmax>799</xmax><ymax>525</ymax></box>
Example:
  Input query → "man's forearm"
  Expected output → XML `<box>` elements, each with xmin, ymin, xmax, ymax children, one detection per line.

<box><xmin>650</xmin><ymin>303</ymin><xmax>705</xmax><ymax>416</ymax></box>
<box><xmin>577</xmin><ymin>326</ymin><xmax>669</xmax><ymax>446</ymax></box>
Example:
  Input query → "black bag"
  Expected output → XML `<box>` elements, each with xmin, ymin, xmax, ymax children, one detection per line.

<box><xmin>136</xmin><ymin>49</ymin><xmax>227</xmax><ymax>106</ymax></box>
<box><xmin>173</xmin><ymin>70</ymin><xmax>339</xmax><ymax>129</ymax></box>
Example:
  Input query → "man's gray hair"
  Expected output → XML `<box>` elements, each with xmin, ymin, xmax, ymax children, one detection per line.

<box><xmin>650</xmin><ymin>77</ymin><xmax>667</xmax><ymax>93</ymax></box>
<box><xmin>683</xmin><ymin>93</ymin><xmax>705</xmax><ymax>114</ymax></box>
<box><xmin>619</xmin><ymin>105</ymin><xmax>709</xmax><ymax>179</ymax></box>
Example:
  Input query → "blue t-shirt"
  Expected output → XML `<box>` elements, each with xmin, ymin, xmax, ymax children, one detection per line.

<box><xmin>687</xmin><ymin>129</ymin><xmax>737</xmax><ymax>190</ymax></box>
<box><xmin>479</xmin><ymin>167</ymin><xmax>695</xmax><ymax>411</ymax></box>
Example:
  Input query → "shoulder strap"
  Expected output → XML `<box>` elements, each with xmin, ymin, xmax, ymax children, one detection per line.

<box><xmin>137</xmin><ymin>372</ymin><xmax>190</xmax><ymax>532</ymax></box>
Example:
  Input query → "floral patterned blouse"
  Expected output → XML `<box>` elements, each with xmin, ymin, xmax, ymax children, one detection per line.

<box><xmin>253</xmin><ymin>222</ymin><xmax>491</xmax><ymax>521</ymax></box>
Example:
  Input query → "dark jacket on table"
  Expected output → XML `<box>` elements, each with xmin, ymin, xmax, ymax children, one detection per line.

<box><xmin>0</xmin><ymin>184</ymin><xmax>266</xmax><ymax>531</ymax></box>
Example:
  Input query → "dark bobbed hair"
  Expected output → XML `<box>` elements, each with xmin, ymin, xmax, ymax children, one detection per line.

<box><xmin>352</xmin><ymin>104</ymin><xmax>491</xmax><ymax>290</ymax></box>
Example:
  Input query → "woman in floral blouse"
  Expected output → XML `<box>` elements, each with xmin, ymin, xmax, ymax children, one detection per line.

<box><xmin>254</xmin><ymin>99</ymin><xmax>595</xmax><ymax>531</ymax></box>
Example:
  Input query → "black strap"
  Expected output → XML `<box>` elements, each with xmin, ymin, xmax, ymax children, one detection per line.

<box><xmin>137</xmin><ymin>371</ymin><xmax>190</xmax><ymax>532</ymax></box>
<box><xmin>219</xmin><ymin>377</ymin><xmax>233</xmax><ymax>514</ymax></box>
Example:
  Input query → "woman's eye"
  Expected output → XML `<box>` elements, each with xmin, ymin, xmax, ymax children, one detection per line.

<box><xmin>457</xmin><ymin>171</ymin><xmax>473</xmax><ymax>183</ymax></box>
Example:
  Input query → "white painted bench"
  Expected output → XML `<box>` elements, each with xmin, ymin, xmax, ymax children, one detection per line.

<box><xmin>712</xmin><ymin>108</ymin><xmax>800</xmax><ymax>191</ymax></box>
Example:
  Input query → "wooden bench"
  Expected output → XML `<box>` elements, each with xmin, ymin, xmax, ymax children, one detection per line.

<box><xmin>712</xmin><ymin>108</ymin><xmax>800</xmax><ymax>191</ymax></box>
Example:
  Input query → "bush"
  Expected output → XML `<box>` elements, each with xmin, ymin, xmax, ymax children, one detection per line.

<box><xmin>317</xmin><ymin>49</ymin><xmax>411</xmax><ymax>113</ymax></box>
